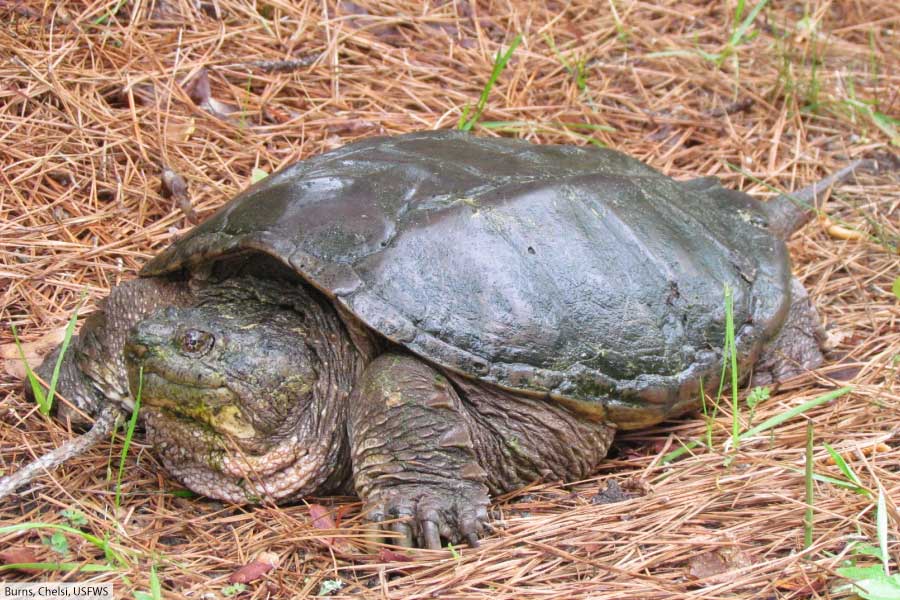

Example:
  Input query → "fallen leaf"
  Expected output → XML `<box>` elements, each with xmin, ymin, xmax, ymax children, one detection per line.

<box><xmin>309</xmin><ymin>504</ymin><xmax>336</xmax><ymax>529</ymax></box>
<box><xmin>825</xmin><ymin>363</ymin><xmax>863</xmax><ymax>382</ymax></box>
<box><xmin>325</xmin><ymin>119</ymin><xmax>376</xmax><ymax>136</ymax></box>
<box><xmin>161</xmin><ymin>166</ymin><xmax>197</xmax><ymax>224</ymax></box>
<box><xmin>591</xmin><ymin>479</ymin><xmax>633</xmax><ymax>504</ymax></box>
<box><xmin>308</xmin><ymin>505</ymin><xmax>353</xmax><ymax>553</ymax></box>
<box><xmin>165</xmin><ymin>117</ymin><xmax>196</xmax><ymax>143</ymax></box>
<box><xmin>1</xmin><ymin>327</ymin><xmax>66</xmax><ymax>360</ymax></box>
<box><xmin>377</xmin><ymin>548</ymin><xmax>413</xmax><ymax>562</ymax></box>
<box><xmin>774</xmin><ymin>572</ymin><xmax>826</xmax><ymax>593</ymax></box>
<box><xmin>688</xmin><ymin>551</ymin><xmax>729</xmax><ymax>581</ymax></box>
<box><xmin>228</xmin><ymin>552</ymin><xmax>279</xmax><ymax>584</ymax></box>
<box><xmin>1</xmin><ymin>326</ymin><xmax>66</xmax><ymax>379</ymax></box>
<box><xmin>183</xmin><ymin>68</ymin><xmax>238</xmax><ymax>120</ymax></box>
<box><xmin>0</xmin><ymin>547</ymin><xmax>43</xmax><ymax>573</ymax></box>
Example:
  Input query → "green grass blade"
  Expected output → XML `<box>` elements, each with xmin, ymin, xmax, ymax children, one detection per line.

<box><xmin>775</xmin><ymin>466</ymin><xmax>873</xmax><ymax>491</ymax></box>
<box><xmin>877</xmin><ymin>486</ymin><xmax>889</xmax><ymax>575</ymax></box>
<box><xmin>822</xmin><ymin>442</ymin><xmax>863</xmax><ymax>488</ymax></box>
<box><xmin>723</xmin><ymin>285</ymin><xmax>740</xmax><ymax>452</ymax></box>
<box><xmin>809</xmin><ymin>471</ymin><xmax>868</xmax><ymax>490</ymax></box>
<box><xmin>804</xmin><ymin>420</ymin><xmax>814</xmax><ymax>549</ymax></box>
<box><xmin>728</xmin><ymin>0</ymin><xmax>769</xmax><ymax>47</ymax></box>
<box><xmin>0</xmin><ymin>562</ymin><xmax>118</xmax><ymax>573</ymax></box>
<box><xmin>92</xmin><ymin>0</ymin><xmax>128</xmax><ymax>25</ymax></box>
<box><xmin>739</xmin><ymin>387</ymin><xmax>851</xmax><ymax>440</ymax></box>
<box><xmin>458</xmin><ymin>34</ymin><xmax>522</xmax><ymax>131</ymax></box>
<box><xmin>662</xmin><ymin>439</ymin><xmax>703</xmax><ymax>463</ymax></box>
<box><xmin>0</xmin><ymin>523</ymin><xmax>124</xmax><ymax>565</ymax></box>
<box><xmin>150</xmin><ymin>565</ymin><xmax>163</xmax><ymax>600</ymax></box>
<box><xmin>44</xmin><ymin>294</ymin><xmax>87</xmax><ymax>415</ymax></box>
<box><xmin>699</xmin><ymin>377</ymin><xmax>713</xmax><ymax>449</ymax></box>
<box><xmin>732</xmin><ymin>0</ymin><xmax>746</xmax><ymax>29</ymax></box>
<box><xmin>663</xmin><ymin>387</ymin><xmax>852</xmax><ymax>464</ymax></box>
<box><xmin>115</xmin><ymin>367</ymin><xmax>143</xmax><ymax>510</ymax></box>
<box><xmin>10</xmin><ymin>324</ymin><xmax>48</xmax><ymax>412</ymax></box>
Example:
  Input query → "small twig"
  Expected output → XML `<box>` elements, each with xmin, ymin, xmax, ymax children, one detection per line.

<box><xmin>0</xmin><ymin>406</ymin><xmax>121</xmax><ymax>502</ymax></box>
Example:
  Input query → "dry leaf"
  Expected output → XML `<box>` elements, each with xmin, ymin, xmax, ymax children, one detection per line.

<box><xmin>687</xmin><ymin>551</ymin><xmax>729</xmax><ymax>581</ymax></box>
<box><xmin>591</xmin><ymin>479</ymin><xmax>633</xmax><ymax>504</ymax></box>
<box><xmin>165</xmin><ymin>117</ymin><xmax>196</xmax><ymax>143</ymax></box>
<box><xmin>0</xmin><ymin>547</ymin><xmax>43</xmax><ymax>573</ymax></box>
<box><xmin>774</xmin><ymin>571</ymin><xmax>827</xmax><ymax>593</ymax></box>
<box><xmin>1</xmin><ymin>326</ymin><xmax>66</xmax><ymax>379</ymax></box>
<box><xmin>183</xmin><ymin>68</ymin><xmax>238</xmax><ymax>120</ymax></box>
<box><xmin>228</xmin><ymin>551</ymin><xmax>279</xmax><ymax>584</ymax></box>
<box><xmin>309</xmin><ymin>504</ymin><xmax>337</xmax><ymax>529</ymax></box>
<box><xmin>161</xmin><ymin>167</ymin><xmax>197</xmax><ymax>224</ymax></box>
<box><xmin>308</xmin><ymin>504</ymin><xmax>353</xmax><ymax>552</ymax></box>
<box><xmin>377</xmin><ymin>547</ymin><xmax>413</xmax><ymax>562</ymax></box>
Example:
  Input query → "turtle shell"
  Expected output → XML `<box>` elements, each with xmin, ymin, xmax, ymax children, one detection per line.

<box><xmin>142</xmin><ymin>131</ymin><xmax>792</xmax><ymax>429</ymax></box>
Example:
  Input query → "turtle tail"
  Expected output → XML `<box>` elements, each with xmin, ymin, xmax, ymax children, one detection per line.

<box><xmin>764</xmin><ymin>157</ymin><xmax>893</xmax><ymax>239</ymax></box>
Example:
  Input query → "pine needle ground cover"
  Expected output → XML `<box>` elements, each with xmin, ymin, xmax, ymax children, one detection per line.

<box><xmin>1</xmin><ymin>1</ymin><xmax>898</xmax><ymax>598</ymax></box>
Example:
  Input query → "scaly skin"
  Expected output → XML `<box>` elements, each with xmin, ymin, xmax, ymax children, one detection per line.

<box><xmin>24</xmin><ymin>270</ymin><xmax>831</xmax><ymax>549</ymax></box>
<box><xmin>348</xmin><ymin>354</ymin><xmax>492</xmax><ymax>548</ymax></box>
<box><xmin>348</xmin><ymin>354</ymin><xmax>615</xmax><ymax>548</ymax></box>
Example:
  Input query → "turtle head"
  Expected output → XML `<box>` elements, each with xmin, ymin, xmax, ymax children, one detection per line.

<box><xmin>125</xmin><ymin>300</ymin><xmax>351</xmax><ymax>503</ymax></box>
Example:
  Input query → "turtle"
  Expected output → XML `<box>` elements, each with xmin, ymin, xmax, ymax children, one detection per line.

<box><xmin>6</xmin><ymin>130</ymin><xmax>878</xmax><ymax>549</ymax></box>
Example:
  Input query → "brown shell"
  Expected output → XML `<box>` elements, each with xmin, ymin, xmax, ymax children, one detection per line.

<box><xmin>142</xmin><ymin>131</ymin><xmax>792</xmax><ymax>429</ymax></box>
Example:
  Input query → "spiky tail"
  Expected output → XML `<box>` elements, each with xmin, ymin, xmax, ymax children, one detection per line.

<box><xmin>764</xmin><ymin>158</ymin><xmax>887</xmax><ymax>239</ymax></box>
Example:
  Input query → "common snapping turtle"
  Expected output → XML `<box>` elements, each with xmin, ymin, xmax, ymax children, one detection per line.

<box><xmin>6</xmin><ymin>131</ymin><xmax>875</xmax><ymax>548</ymax></box>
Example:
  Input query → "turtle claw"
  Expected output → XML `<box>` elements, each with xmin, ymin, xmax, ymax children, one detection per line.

<box><xmin>365</xmin><ymin>483</ymin><xmax>489</xmax><ymax>549</ymax></box>
<box><xmin>422</xmin><ymin>520</ymin><xmax>442</xmax><ymax>550</ymax></box>
<box><xmin>391</xmin><ymin>521</ymin><xmax>415</xmax><ymax>548</ymax></box>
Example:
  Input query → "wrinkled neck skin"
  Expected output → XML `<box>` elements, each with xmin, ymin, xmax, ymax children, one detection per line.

<box><xmin>135</xmin><ymin>277</ymin><xmax>366</xmax><ymax>503</ymax></box>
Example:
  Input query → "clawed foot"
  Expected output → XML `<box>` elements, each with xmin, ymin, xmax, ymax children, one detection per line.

<box><xmin>366</xmin><ymin>482</ymin><xmax>489</xmax><ymax>550</ymax></box>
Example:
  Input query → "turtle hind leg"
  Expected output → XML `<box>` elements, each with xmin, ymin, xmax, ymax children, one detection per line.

<box><xmin>752</xmin><ymin>278</ymin><xmax>827</xmax><ymax>386</ymax></box>
<box><xmin>348</xmin><ymin>353</ymin><xmax>490</xmax><ymax>549</ymax></box>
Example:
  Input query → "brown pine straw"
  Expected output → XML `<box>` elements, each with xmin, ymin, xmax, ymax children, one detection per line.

<box><xmin>1</xmin><ymin>1</ymin><xmax>898</xmax><ymax>598</ymax></box>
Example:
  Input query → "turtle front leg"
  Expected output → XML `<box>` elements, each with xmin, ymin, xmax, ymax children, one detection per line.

<box><xmin>348</xmin><ymin>354</ymin><xmax>490</xmax><ymax>549</ymax></box>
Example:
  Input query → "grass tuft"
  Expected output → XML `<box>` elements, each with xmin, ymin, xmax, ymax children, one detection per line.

<box><xmin>11</xmin><ymin>294</ymin><xmax>84</xmax><ymax>416</ymax></box>
<box><xmin>458</xmin><ymin>34</ymin><xmax>522</xmax><ymax>132</ymax></box>
<box><xmin>803</xmin><ymin>419</ymin><xmax>814</xmax><ymax>549</ymax></box>
<box><xmin>115</xmin><ymin>367</ymin><xmax>143</xmax><ymax>510</ymax></box>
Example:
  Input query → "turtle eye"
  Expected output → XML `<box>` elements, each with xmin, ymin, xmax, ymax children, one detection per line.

<box><xmin>178</xmin><ymin>329</ymin><xmax>214</xmax><ymax>356</ymax></box>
